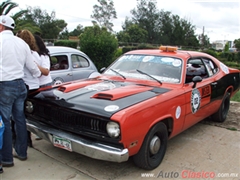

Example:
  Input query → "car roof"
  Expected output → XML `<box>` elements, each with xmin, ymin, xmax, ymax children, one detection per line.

<box><xmin>47</xmin><ymin>46</ymin><xmax>85</xmax><ymax>55</ymax></box>
<box><xmin>125</xmin><ymin>49</ymin><xmax>214</xmax><ymax>60</ymax></box>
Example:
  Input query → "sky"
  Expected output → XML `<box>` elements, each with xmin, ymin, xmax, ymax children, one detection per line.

<box><xmin>10</xmin><ymin>0</ymin><xmax>240</xmax><ymax>43</ymax></box>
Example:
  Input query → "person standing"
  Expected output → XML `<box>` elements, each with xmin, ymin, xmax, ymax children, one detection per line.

<box><xmin>0</xmin><ymin>15</ymin><xmax>41</xmax><ymax>173</ymax></box>
<box><xmin>16</xmin><ymin>30</ymin><xmax>46</xmax><ymax>93</ymax></box>
<box><xmin>15</xmin><ymin>29</ymin><xmax>48</xmax><ymax>147</ymax></box>
<box><xmin>34</xmin><ymin>34</ymin><xmax>53</xmax><ymax>87</ymax></box>
<box><xmin>33</xmin><ymin>34</ymin><xmax>53</xmax><ymax>140</ymax></box>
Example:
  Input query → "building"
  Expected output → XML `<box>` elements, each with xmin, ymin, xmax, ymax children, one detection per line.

<box><xmin>212</xmin><ymin>40</ymin><xmax>234</xmax><ymax>50</ymax></box>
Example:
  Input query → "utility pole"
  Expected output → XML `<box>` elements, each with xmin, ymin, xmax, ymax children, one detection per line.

<box><xmin>202</xmin><ymin>26</ymin><xmax>205</xmax><ymax>45</ymax></box>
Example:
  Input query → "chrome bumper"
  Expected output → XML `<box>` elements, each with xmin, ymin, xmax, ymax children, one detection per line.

<box><xmin>26</xmin><ymin>120</ymin><xmax>129</xmax><ymax>163</ymax></box>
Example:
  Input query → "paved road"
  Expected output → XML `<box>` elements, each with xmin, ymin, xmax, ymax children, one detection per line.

<box><xmin>1</xmin><ymin>123</ymin><xmax>239</xmax><ymax>180</ymax></box>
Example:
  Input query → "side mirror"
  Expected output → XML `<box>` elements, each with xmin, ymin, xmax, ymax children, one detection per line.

<box><xmin>192</xmin><ymin>76</ymin><xmax>202</xmax><ymax>88</ymax></box>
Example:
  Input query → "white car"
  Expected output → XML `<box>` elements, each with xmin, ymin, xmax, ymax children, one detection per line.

<box><xmin>48</xmin><ymin>46</ymin><xmax>100</xmax><ymax>85</ymax></box>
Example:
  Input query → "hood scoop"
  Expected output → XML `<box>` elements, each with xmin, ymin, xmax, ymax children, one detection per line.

<box><xmin>58</xmin><ymin>80</ymin><xmax>101</xmax><ymax>93</ymax></box>
<box><xmin>92</xmin><ymin>85</ymin><xmax>153</xmax><ymax>100</ymax></box>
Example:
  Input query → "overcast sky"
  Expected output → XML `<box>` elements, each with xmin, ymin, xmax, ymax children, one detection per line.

<box><xmin>11</xmin><ymin>0</ymin><xmax>240</xmax><ymax>43</ymax></box>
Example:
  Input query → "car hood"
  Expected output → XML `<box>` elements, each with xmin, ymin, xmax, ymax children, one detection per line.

<box><xmin>34</xmin><ymin>79</ymin><xmax>171</xmax><ymax>118</ymax></box>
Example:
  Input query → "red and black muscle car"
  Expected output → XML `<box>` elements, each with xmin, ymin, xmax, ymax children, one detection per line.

<box><xmin>25</xmin><ymin>46</ymin><xmax>240</xmax><ymax>170</ymax></box>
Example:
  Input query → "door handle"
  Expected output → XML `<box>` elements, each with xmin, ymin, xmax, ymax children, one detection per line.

<box><xmin>211</xmin><ymin>82</ymin><xmax>217</xmax><ymax>86</ymax></box>
<box><xmin>67</xmin><ymin>73</ymin><xmax>73</xmax><ymax>76</ymax></box>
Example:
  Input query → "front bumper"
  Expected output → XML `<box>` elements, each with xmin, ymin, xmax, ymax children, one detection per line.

<box><xmin>26</xmin><ymin>119</ymin><xmax>129</xmax><ymax>163</ymax></box>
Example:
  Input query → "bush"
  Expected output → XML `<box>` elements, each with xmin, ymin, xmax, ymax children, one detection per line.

<box><xmin>54</xmin><ymin>40</ymin><xmax>78</xmax><ymax>48</ymax></box>
<box><xmin>122</xmin><ymin>44</ymin><xmax>158</xmax><ymax>54</ymax></box>
<box><xmin>113</xmin><ymin>48</ymin><xmax>123</xmax><ymax>61</ymax></box>
<box><xmin>122</xmin><ymin>46</ymin><xmax>139</xmax><ymax>53</ymax></box>
<box><xmin>202</xmin><ymin>49</ymin><xmax>218</xmax><ymax>58</ymax></box>
<box><xmin>237</xmin><ymin>52</ymin><xmax>240</xmax><ymax>64</ymax></box>
<box><xmin>80</xmin><ymin>26</ymin><xmax>118</xmax><ymax>70</ymax></box>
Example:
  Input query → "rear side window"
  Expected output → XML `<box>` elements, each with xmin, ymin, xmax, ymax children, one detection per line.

<box><xmin>202</xmin><ymin>58</ymin><xmax>218</xmax><ymax>76</ymax></box>
<box><xmin>185</xmin><ymin>58</ymin><xmax>218</xmax><ymax>83</ymax></box>
<box><xmin>50</xmin><ymin>55</ymin><xmax>69</xmax><ymax>71</ymax></box>
<box><xmin>71</xmin><ymin>54</ymin><xmax>89</xmax><ymax>69</ymax></box>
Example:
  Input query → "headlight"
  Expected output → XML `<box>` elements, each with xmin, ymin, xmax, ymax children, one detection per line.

<box><xmin>106</xmin><ymin>122</ymin><xmax>120</xmax><ymax>138</ymax></box>
<box><xmin>25</xmin><ymin>101</ymin><xmax>34</xmax><ymax>113</ymax></box>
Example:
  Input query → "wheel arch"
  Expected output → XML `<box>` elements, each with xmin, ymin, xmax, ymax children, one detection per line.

<box><xmin>159</xmin><ymin>117</ymin><xmax>173</xmax><ymax>138</ymax></box>
<box><xmin>225</xmin><ymin>86</ymin><xmax>233</xmax><ymax>97</ymax></box>
<box><xmin>211</xmin><ymin>87</ymin><xmax>232</xmax><ymax>122</ymax></box>
<box><xmin>132</xmin><ymin>118</ymin><xmax>170</xmax><ymax>169</ymax></box>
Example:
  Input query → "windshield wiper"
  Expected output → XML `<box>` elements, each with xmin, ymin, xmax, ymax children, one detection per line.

<box><xmin>110</xmin><ymin>68</ymin><xmax>126</xmax><ymax>79</ymax></box>
<box><xmin>136</xmin><ymin>69</ymin><xmax>162</xmax><ymax>85</ymax></box>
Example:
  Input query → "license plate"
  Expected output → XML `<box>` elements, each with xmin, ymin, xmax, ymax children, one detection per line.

<box><xmin>52</xmin><ymin>135</ymin><xmax>72</xmax><ymax>152</ymax></box>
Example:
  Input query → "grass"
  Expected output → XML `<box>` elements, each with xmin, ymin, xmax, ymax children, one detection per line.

<box><xmin>226</xmin><ymin>127</ymin><xmax>238</xmax><ymax>131</ymax></box>
<box><xmin>231</xmin><ymin>90</ymin><xmax>240</xmax><ymax>102</ymax></box>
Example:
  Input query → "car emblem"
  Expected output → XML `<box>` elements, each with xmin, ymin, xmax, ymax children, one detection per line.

<box><xmin>191</xmin><ymin>89</ymin><xmax>201</xmax><ymax>114</ymax></box>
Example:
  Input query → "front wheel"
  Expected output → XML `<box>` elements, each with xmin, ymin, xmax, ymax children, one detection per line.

<box><xmin>133</xmin><ymin>122</ymin><xmax>168</xmax><ymax>170</ymax></box>
<box><xmin>211</xmin><ymin>92</ymin><xmax>230</xmax><ymax>122</ymax></box>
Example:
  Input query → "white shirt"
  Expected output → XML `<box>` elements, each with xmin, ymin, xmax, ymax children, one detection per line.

<box><xmin>0</xmin><ymin>30</ymin><xmax>41</xmax><ymax>81</ymax></box>
<box><xmin>38</xmin><ymin>54</ymin><xmax>52</xmax><ymax>86</ymax></box>
<box><xmin>23</xmin><ymin>51</ymin><xmax>41</xmax><ymax>90</ymax></box>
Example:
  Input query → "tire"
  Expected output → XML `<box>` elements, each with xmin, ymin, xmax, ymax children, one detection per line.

<box><xmin>133</xmin><ymin>122</ymin><xmax>168</xmax><ymax>170</ymax></box>
<box><xmin>212</xmin><ymin>92</ymin><xmax>231</xmax><ymax>122</ymax></box>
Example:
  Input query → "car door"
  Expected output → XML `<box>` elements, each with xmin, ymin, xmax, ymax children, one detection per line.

<box><xmin>50</xmin><ymin>54</ymin><xmax>73</xmax><ymax>84</ymax></box>
<box><xmin>183</xmin><ymin>57</ymin><xmax>218</xmax><ymax>130</ymax></box>
<box><xmin>70</xmin><ymin>54</ymin><xmax>95</xmax><ymax>81</ymax></box>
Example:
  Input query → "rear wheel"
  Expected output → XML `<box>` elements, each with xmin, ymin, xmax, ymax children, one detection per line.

<box><xmin>212</xmin><ymin>92</ymin><xmax>230</xmax><ymax>122</ymax></box>
<box><xmin>133</xmin><ymin>122</ymin><xmax>168</xmax><ymax>170</ymax></box>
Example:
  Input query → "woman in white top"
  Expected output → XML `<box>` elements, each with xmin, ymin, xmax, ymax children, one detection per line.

<box><xmin>34</xmin><ymin>34</ymin><xmax>52</xmax><ymax>87</ymax></box>
<box><xmin>16</xmin><ymin>30</ymin><xmax>48</xmax><ymax>93</ymax></box>
<box><xmin>15</xmin><ymin>29</ymin><xmax>48</xmax><ymax>146</ymax></box>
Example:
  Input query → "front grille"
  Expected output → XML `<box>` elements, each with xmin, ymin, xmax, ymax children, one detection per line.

<box><xmin>28</xmin><ymin>100</ymin><xmax>110</xmax><ymax>138</ymax></box>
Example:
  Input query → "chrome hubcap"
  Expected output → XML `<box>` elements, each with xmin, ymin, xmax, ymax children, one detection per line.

<box><xmin>149</xmin><ymin>135</ymin><xmax>161</xmax><ymax>154</ymax></box>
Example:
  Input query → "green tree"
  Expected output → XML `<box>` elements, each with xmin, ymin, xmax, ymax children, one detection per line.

<box><xmin>130</xmin><ymin>0</ymin><xmax>160</xmax><ymax>44</ymax></box>
<box><xmin>158</xmin><ymin>10</ymin><xmax>174</xmax><ymax>45</ymax></box>
<box><xmin>158</xmin><ymin>11</ymin><xmax>199</xmax><ymax>47</ymax></box>
<box><xmin>69</xmin><ymin>24</ymin><xmax>84</xmax><ymax>36</ymax></box>
<box><xmin>0</xmin><ymin>0</ymin><xmax>29</xmax><ymax>33</ymax></box>
<box><xmin>121</xmin><ymin>0</ymin><xmax>199</xmax><ymax>47</ymax></box>
<box><xmin>14</xmin><ymin>18</ymin><xmax>41</xmax><ymax>33</ymax></box>
<box><xmin>0</xmin><ymin>0</ymin><xmax>18</xmax><ymax>15</ymax></box>
<box><xmin>59</xmin><ymin>25</ymin><xmax>84</xmax><ymax>40</ymax></box>
<box><xmin>224</xmin><ymin>41</ymin><xmax>229</xmax><ymax>52</ymax></box>
<box><xmin>91</xmin><ymin>0</ymin><xmax>117</xmax><ymax>32</ymax></box>
<box><xmin>172</xmin><ymin>16</ymin><xmax>199</xmax><ymax>47</ymax></box>
<box><xmin>80</xmin><ymin>25</ymin><xmax>118</xmax><ymax>70</ymax></box>
<box><xmin>234</xmin><ymin>38</ymin><xmax>240</xmax><ymax>51</ymax></box>
<box><xmin>19</xmin><ymin>6</ymin><xmax>67</xmax><ymax>40</ymax></box>
<box><xmin>121</xmin><ymin>17</ymin><xmax>134</xmax><ymax>30</ymax></box>
<box><xmin>58</xmin><ymin>28</ymin><xmax>69</xmax><ymax>39</ymax></box>
<box><xmin>117</xmin><ymin>24</ymin><xmax>148</xmax><ymax>44</ymax></box>
<box><xmin>116</xmin><ymin>31</ymin><xmax>131</xmax><ymax>45</ymax></box>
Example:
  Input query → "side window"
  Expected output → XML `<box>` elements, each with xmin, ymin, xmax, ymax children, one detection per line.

<box><xmin>202</xmin><ymin>58</ymin><xmax>218</xmax><ymax>76</ymax></box>
<box><xmin>71</xmin><ymin>54</ymin><xmax>89</xmax><ymax>69</ymax></box>
<box><xmin>50</xmin><ymin>55</ymin><xmax>69</xmax><ymax>71</ymax></box>
<box><xmin>186</xmin><ymin>59</ymin><xmax>207</xmax><ymax>83</ymax></box>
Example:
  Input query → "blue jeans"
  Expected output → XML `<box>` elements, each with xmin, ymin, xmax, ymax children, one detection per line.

<box><xmin>0</xmin><ymin>79</ymin><xmax>28</xmax><ymax>164</ymax></box>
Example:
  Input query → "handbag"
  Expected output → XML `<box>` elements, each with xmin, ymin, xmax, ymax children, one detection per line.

<box><xmin>0</xmin><ymin>115</ymin><xmax>5</xmax><ymax>149</ymax></box>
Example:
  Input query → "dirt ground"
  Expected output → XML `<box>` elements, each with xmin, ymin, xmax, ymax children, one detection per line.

<box><xmin>201</xmin><ymin>101</ymin><xmax>240</xmax><ymax>131</ymax></box>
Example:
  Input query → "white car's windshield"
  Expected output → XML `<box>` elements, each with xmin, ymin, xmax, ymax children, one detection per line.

<box><xmin>104</xmin><ymin>54</ymin><xmax>183</xmax><ymax>84</ymax></box>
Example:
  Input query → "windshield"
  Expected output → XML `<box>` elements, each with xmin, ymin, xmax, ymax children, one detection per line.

<box><xmin>104</xmin><ymin>54</ymin><xmax>183</xmax><ymax>84</ymax></box>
